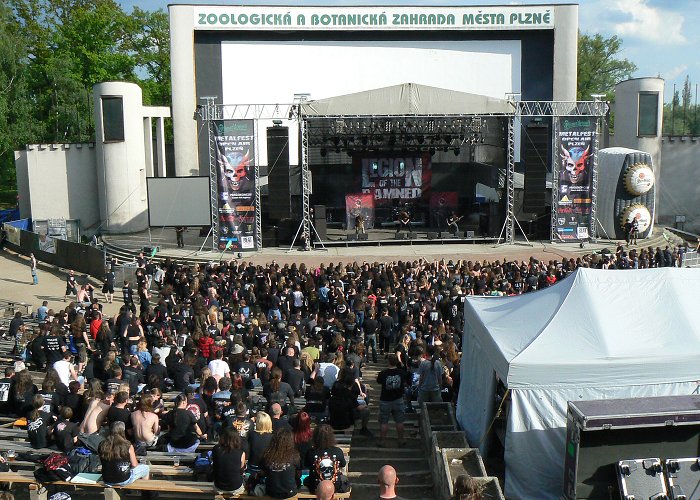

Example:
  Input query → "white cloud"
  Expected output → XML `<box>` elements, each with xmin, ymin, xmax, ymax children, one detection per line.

<box><xmin>662</xmin><ymin>64</ymin><xmax>688</xmax><ymax>81</ymax></box>
<box><xmin>612</xmin><ymin>0</ymin><xmax>686</xmax><ymax>45</ymax></box>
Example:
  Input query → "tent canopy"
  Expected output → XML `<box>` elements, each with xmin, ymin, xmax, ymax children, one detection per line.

<box><xmin>458</xmin><ymin>267</ymin><xmax>700</xmax><ymax>498</ymax></box>
<box><xmin>300</xmin><ymin>82</ymin><xmax>515</xmax><ymax>117</ymax></box>
<box><xmin>464</xmin><ymin>267</ymin><xmax>700</xmax><ymax>389</ymax></box>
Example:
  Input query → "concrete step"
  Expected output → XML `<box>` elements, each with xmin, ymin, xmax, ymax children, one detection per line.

<box><xmin>348</xmin><ymin>457</ymin><xmax>429</xmax><ymax>474</ymax></box>
<box><xmin>348</xmin><ymin>484</ymin><xmax>435</xmax><ymax>500</ymax></box>
<box><xmin>347</xmin><ymin>469</ymin><xmax>432</xmax><ymax>485</ymax></box>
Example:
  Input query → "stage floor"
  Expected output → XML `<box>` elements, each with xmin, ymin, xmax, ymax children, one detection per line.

<box><xmin>317</xmin><ymin>228</ymin><xmax>499</xmax><ymax>248</ymax></box>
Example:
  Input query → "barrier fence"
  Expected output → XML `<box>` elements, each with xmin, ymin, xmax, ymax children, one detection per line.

<box><xmin>683</xmin><ymin>250</ymin><xmax>700</xmax><ymax>268</ymax></box>
<box><xmin>2</xmin><ymin>223</ymin><xmax>106</xmax><ymax>278</ymax></box>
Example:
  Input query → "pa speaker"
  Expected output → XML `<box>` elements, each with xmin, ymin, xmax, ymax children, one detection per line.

<box><xmin>313</xmin><ymin>219</ymin><xmax>327</xmax><ymax>241</ymax></box>
<box><xmin>523</xmin><ymin>123</ymin><xmax>549</xmax><ymax>214</ymax></box>
<box><xmin>357</xmin><ymin>233</ymin><xmax>368</xmax><ymax>241</ymax></box>
<box><xmin>427</xmin><ymin>232</ymin><xmax>439</xmax><ymax>240</ymax></box>
<box><xmin>313</xmin><ymin>205</ymin><xmax>326</xmax><ymax>220</ymax></box>
<box><xmin>395</xmin><ymin>233</ymin><xmax>408</xmax><ymax>240</ymax></box>
<box><xmin>267</xmin><ymin>126</ymin><xmax>291</xmax><ymax>220</ymax></box>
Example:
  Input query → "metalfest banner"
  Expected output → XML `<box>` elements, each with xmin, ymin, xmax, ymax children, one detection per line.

<box><xmin>345</xmin><ymin>193</ymin><xmax>375</xmax><ymax>230</ymax></box>
<box><xmin>214</xmin><ymin>120</ymin><xmax>257</xmax><ymax>251</ymax></box>
<box><xmin>555</xmin><ymin>117</ymin><xmax>595</xmax><ymax>242</ymax></box>
<box><xmin>358</xmin><ymin>154</ymin><xmax>431</xmax><ymax>204</ymax></box>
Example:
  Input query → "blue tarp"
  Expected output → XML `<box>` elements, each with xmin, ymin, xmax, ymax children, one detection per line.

<box><xmin>6</xmin><ymin>217</ymin><xmax>30</xmax><ymax>230</ymax></box>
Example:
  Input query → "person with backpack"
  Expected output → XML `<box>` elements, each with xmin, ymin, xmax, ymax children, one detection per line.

<box><xmin>99</xmin><ymin>421</ymin><xmax>150</xmax><ymax>486</ymax></box>
<box><xmin>304</xmin><ymin>424</ymin><xmax>349</xmax><ymax>494</ymax></box>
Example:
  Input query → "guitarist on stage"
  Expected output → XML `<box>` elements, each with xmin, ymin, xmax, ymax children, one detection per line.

<box><xmin>396</xmin><ymin>211</ymin><xmax>413</xmax><ymax>236</ymax></box>
<box><xmin>355</xmin><ymin>213</ymin><xmax>366</xmax><ymax>236</ymax></box>
<box><xmin>447</xmin><ymin>212</ymin><xmax>463</xmax><ymax>237</ymax></box>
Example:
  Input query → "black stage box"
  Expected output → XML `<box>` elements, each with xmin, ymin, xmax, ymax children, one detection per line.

<box><xmin>563</xmin><ymin>396</ymin><xmax>700</xmax><ymax>499</ymax></box>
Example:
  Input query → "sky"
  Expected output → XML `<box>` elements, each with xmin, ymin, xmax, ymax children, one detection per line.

<box><xmin>118</xmin><ymin>0</ymin><xmax>700</xmax><ymax>103</ymax></box>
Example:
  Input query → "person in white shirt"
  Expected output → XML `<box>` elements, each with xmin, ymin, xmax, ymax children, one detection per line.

<box><xmin>53</xmin><ymin>351</ymin><xmax>79</xmax><ymax>387</ymax></box>
<box><xmin>208</xmin><ymin>349</ymin><xmax>230</xmax><ymax>382</ymax></box>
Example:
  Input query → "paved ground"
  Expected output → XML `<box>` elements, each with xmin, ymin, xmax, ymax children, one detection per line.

<box><xmin>0</xmin><ymin>250</ymin><xmax>122</xmax><ymax>318</ymax></box>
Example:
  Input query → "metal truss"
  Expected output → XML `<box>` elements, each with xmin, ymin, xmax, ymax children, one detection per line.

<box><xmin>550</xmin><ymin>117</ymin><xmax>560</xmax><ymax>242</ymax></box>
<box><xmin>516</xmin><ymin>101</ymin><xmax>608</xmax><ymax>117</ymax></box>
<box><xmin>214</xmin><ymin>103</ymin><xmax>298</xmax><ymax>121</ymax></box>
<box><xmin>590</xmin><ymin>117</ymin><xmax>600</xmax><ymax>241</ymax></box>
<box><xmin>506</xmin><ymin>116</ymin><xmax>516</xmax><ymax>243</ymax></box>
<box><xmin>200</xmin><ymin>97</ymin><xmax>222</xmax><ymax>251</ymax></box>
<box><xmin>299</xmin><ymin>118</ymin><xmax>311</xmax><ymax>246</ymax></box>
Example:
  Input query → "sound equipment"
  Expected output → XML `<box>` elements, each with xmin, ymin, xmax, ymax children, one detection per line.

<box><xmin>666</xmin><ymin>458</ymin><xmax>700</xmax><ymax>498</ymax></box>
<box><xmin>395</xmin><ymin>233</ymin><xmax>408</xmax><ymax>240</ymax></box>
<box><xmin>523</xmin><ymin>123</ymin><xmax>549</xmax><ymax>214</ymax></box>
<box><xmin>465</xmin><ymin>230</ymin><xmax>475</xmax><ymax>238</ymax></box>
<box><xmin>427</xmin><ymin>232</ymin><xmax>439</xmax><ymax>240</ymax></box>
<box><xmin>617</xmin><ymin>459</ymin><xmax>667</xmax><ymax>499</ymax></box>
<box><xmin>357</xmin><ymin>233</ymin><xmax>368</xmax><ymax>241</ymax></box>
<box><xmin>312</xmin><ymin>205</ymin><xmax>327</xmax><ymax>241</ymax></box>
<box><xmin>564</xmin><ymin>396</ymin><xmax>700</xmax><ymax>499</ymax></box>
<box><xmin>267</xmin><ymin>126</ymin><xmax>291</xmax><ymax>220</ymax></box>
<box><xmin>346</xmin><ymin>234</ymin><xmax>356</xmax><ymax>241</ymax></box>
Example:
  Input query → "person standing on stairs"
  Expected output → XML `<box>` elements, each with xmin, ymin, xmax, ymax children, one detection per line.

<box><xmin>376</xmin><ymin>354</ymin><xmax>407</xmax><ymax>448</ymax></box>
<box><xmin>376</xmin><ymin>465</ymin><xmax>407</xmax><ymax>500</ymax></box>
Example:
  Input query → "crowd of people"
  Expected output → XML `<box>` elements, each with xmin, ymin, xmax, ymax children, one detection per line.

<box><xmin>0</xmin><ymin>243</ymin><xmax>694</xmax><ymax>498</ymax></box>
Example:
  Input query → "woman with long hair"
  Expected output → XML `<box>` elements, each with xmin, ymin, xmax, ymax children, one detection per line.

<box><xmin>99</xmin><ymin>421</ymin><xmax>150</xmax><ymax>486</ymax></box>
<box><xmin>27</xmin><ymin>394</ymin><xmax>53</xmax><ymax>449</ymax></box>
<box><xmin>248</xmin><ymin>411</ymin><xmax>273</xmax><ymax>468</ymax></box>
<box><xmin>12</xmin><ymin>369</ymin><xmax>38</xmax><ymax>418</ymax></box>
<box><xmin>303</xmin><ymin>423</ymin><xmax>347</xmax><ymax>493</ymax></box>
<box><xmin>261</xmin><ymin>428</ymin><xmax>301</xmax><ymax>499</ymax></box>
<box><xmin>291</xmin><ymin>412</ymin><xmax>313</xmax><ymax>467</ymax></box>
<box><xmin>262</xmin><ymin>367</ymin><xmax>295</xmax><ymax>415</ymax></box>
<box><xmin>417</xmin><ymin>344</ymin><xmax>443</xmax><ymax>404</ymax></box>
<box><xmin>211</xmin><ymin>426</ymin><xmax>246</xmax><ymax>495</ymax></box>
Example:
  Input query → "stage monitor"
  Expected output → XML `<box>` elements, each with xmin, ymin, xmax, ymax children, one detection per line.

<box><xmin>147</xmin><ymin>177</ymin><xmax>211</xmax><ymax>227</ymax></box>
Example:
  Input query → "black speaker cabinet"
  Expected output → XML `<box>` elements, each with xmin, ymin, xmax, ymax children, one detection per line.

<box><xmin>563</xmin><ymin>396</ymin><xmax>700</xmax><ymax>499</ymax></box>
<box><xmin>313</xmin><ymin>205</ymin><xmax>326</xmax><ymax>220</ymax></box>
<box><xmin>395</xmin><ymin>233</ymin><xmax>408</xmax><ymax>240</ymax></box>
<box><xmin>427</xmin><ymin>232</ymin><xmax>439</xmax><ymax>240</ymax></box>
<box><xmin>357</xmin><ymin>233</ymin><xmax>368</xmax><ymax>241</ymax></box>
<box><xmin>313</xmin><ymin>219</ymin><xmax>327</xmax><ymax>241</ymax></box>
<box><xmin>267</xmin><ymin>126</ymin><xmax>291</xmax><ymax>220</ymax></box>
<box><xmin>522</xmin><ymin>123</ymin><xmax>550</xmax><ymax>214</ymax></box>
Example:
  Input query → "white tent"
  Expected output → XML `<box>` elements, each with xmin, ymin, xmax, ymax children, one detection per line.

<box><xmin>300</xmin><ymin>82</ymin><xmax>515</xmax><ymax>116</ymax></box>
<box><xmin>456</xmin><ymin>267</ymin><xmax>700</xmax><ymax>499</ymax></box>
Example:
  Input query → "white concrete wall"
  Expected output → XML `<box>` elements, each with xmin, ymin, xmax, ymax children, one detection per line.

<box><xmin>14</xmin><ymin>144</ymin><xmax>99</xmax><ymax>229</ymax></box>
<box><xmin>551</xmin><ymin>4</ymin><xmax>578</xmax><ymax>101</ymax></box>
<box><xmin>170</xmin><ymin>5</ymin><xmax>198</xmax><ymax>177</ymax></box>
<box><xmin>658</xmin><ymin>138</ymin><xmax>700</xmax><ymax>234</ymax></box>
<box><xmin>93</xmin><ymin>82</ymin><xmax>149</xmax><ymax>233</ymax></box>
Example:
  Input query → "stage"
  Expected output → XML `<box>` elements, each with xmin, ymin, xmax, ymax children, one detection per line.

<box><xmin>314</xmin><ymin>227</ymin><xmax>499</xmax><ymax>248</ymax></box>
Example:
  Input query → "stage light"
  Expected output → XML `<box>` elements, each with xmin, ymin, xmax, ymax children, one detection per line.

<box><xmin>320</xmin><ymin>148</ymin><xmax>327</xmax><ymax>157</ymax></box>
<box><xmin>272</xmin><ymin>119</ymin><xmax>283</xmax><ymax>127</ymax></box>
<box><xmin>443</xmin><ymin>146</ymin><xmax>449</xmax><ymax>152</ymax></box>
<box><xmin>454</xmin><ymin>148</ymin><xmax>460</xmax><ymax>156</ymax></box>
<box><xmin>361</xmin><ymin>136</ymin><xmax>369</xmax><ymax>146</ymax></box>
<box><xmin>335</xmin><ymin>146</ymin><xmax>341</xmax><ymax>154</ymax></box>
<box><xmin>429</xmin><ymin>147</ymin><xmax>436</xmax><ymax>156</ymax></box>
<box><xmin>332</xmin><ymin>137</ymin><xmax>340</xmax><ymax>146</ymax></box>
<box><xmin>417</xmin><ymin>135</ymin><xmax>425</xmax><ymax>144</ymax></box>
<box><xmin>443</xmin><ymin>134</ymin><xmax>453</xmax><ymax>143</ymax></box>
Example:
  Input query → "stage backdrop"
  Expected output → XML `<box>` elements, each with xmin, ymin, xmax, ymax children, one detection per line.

<box><xmin>358</xmin><ymin>154</ymin><xmax>431</xmax><ymax>203</ymax></box>
<box><xmin>555</xmin><ymin>117</ymin><xmax>595</xmax><ymax>242</ymax></box>
<box><xmin>345</xmin><ymin>193</ymin><xmax>375</xmax><ymax>230</ymax></box>
<box><xmin>214</xmin><ymin>119</ymin><xmax>258</xmax><ymax>251</ymax></box>
<box><xmin>429</xmin><ymin>192</ymin><xmax>459</xmax><ymax>229</ymax></box>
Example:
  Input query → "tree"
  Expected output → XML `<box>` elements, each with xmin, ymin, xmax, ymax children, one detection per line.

<box><xmin>577</xmin><ymin>33</ymin><xmax>637</xmax><ymax>101</ymax></box>
<box><xmin>126</xmin><ymin>8</ymin><xmax>171</xmax><ymax>107</ymax></box>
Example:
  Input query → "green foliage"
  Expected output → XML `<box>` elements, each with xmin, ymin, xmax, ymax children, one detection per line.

<box><xmin>577</xmin><ymin>32</ymin><xmax>637</xmax><ymax>101</ymax></box>
<box><xmin>663</xmin><ymin>75</ymin><xmax>699</xmax><ymax>136</ymax></box>
<box><xmin>0</xmin><ymin>0</ymin><xmax>171</xmax><ymax>186</ymax></box>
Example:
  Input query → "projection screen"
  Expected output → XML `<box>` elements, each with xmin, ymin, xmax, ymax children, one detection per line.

<box><xmin>147</xmin><ymin>177</ymin><xmax>211</xmax><ymax>227</ymax></box>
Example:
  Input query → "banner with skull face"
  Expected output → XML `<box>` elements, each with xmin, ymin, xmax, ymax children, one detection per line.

<box><xmin>555</xmin><ymin>117</ymin><xmax>595</xmax><ymax>242</ymax></box>
<box><xmin>214</xmin><ymin>120</ymin><xmax>257</xmax><ymax>251</ymax></box>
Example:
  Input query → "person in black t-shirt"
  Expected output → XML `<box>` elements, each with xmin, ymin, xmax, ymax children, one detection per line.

<box><xmin>283</xmin><ymin>359</ymin><xmax>306</xmax><ymax>398</ymax></box>
<box><xmin>376</xmin><ymin>354</ymin><xmax>408</xmax><ymax>448</ymax></box>
<box><xmin>99</xmin><ymin>421</ymin><xmax>150</xmax><ymax>486</ymax></box>
<box><xmin>53</xmin><ymin>407</ymin><xmax>79</xmax><ymax>452</ymax></box>
<box><xmin>261</xmin><ymin>428</ymin><xmax>300</xmax><ymax>499</ymax></box>
<box><xmin>165</xmin><ymin>394</ymin><xmax>205</xmax><ymax>452</ymax></box>
<box><xmin>107</xmin><ymin>391</ymin><xmax>132</xmax><ymax>433</ymax></box>
<box><xmin>212</xmin><ymin>426</ymin><xmax>246</xmax><ymax>494</ymax></box>
<box><xmin>0</xmin><ymin>367</ymin><xmax>15</xmax><ymax>415</ymax></box>
<box><xmin>304</xmin><ymin>424</ymin><xmax>347</xmax><ymax>494</ymax></box>
<box><xmin>42</xmin><ymin>330</ymin><xmax>67</xmax><ymax>368</ymax></box>
<box><xmin>27</xmin><ymin>394</ymin><xmax>54</xmax><ymax>449</ymax></box>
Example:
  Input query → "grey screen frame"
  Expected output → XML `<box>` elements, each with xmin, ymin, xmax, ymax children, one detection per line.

<box><xmin>146</xmin><ymin>176</ymin><xmax>212</xmax><ymax>227</ymax></box>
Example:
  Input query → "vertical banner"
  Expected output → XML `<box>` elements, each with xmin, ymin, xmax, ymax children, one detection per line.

<box><xmin>214</xmin><ymin>120</ymin><xmax>257</xmax><ymax>251</ymax></box>
<box><xmin>555</xmin><ymin>117</ymin><xmax>595</xmax><ymax>241</ymax></box>
<box><xmin>345</xmin><ymin>193</ymin><xmax>375</xmax><ymax>230</ymax></box>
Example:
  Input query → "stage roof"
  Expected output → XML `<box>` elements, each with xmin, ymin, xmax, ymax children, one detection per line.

<box><xmin>300</xmin><ymin>83</ymin><xmax>515</xmax><ymax>117</ymax></box>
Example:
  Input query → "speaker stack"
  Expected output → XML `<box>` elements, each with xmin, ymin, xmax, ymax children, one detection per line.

<box><xmin>313</xmin><ymin>205</ymin><xmax>327</xmax><ymax>241</ymax></box>
<box><xmin>266</xmin><ymin>125</ymin><xmax>291</xmax><ymax>220</ymax></box>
